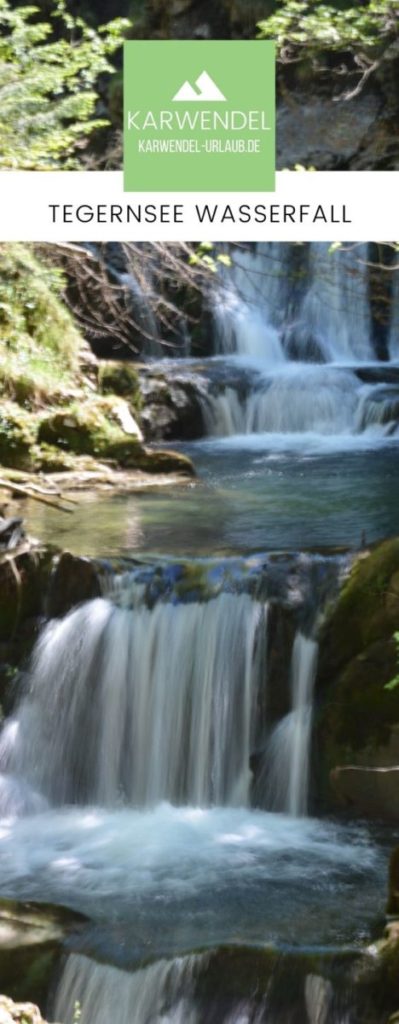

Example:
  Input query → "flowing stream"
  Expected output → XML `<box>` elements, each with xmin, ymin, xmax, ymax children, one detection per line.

<box><xmin>2</xmin><ymin>242</ymin><xmax>399</xmax><ymax>1022</ymax></box>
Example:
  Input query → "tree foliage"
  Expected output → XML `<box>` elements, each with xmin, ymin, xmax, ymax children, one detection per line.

<box><xmin>258</xmin><ymin>1</ymin><xmax>398</xmax><ymax>53</ymax></box>
<box><xmin>258</xmin><ymin>1</ymin><xmax>399</xmax><ymax>98</ymax></box>
<box><xmin>0</xmin><ymin>0</ymin><xmax>129</xmax><ymax>169</ymax></box>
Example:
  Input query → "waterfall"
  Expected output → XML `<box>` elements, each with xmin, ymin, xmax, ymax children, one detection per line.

<box><xmin>261</xmin><ymin>634</ymin><xmax>318</xmax><ymax>816</ymax></box>
<box><xmin>214</xmin><ymin>243</ymin><xmax>373</xmax><ymax>364</ymax></box>
<box><xmin>213</xmin><ymin>290</ymin><xmax>286</xmax><ymax>363</ymax></box>
<box><xmin>202</xmin><ymin>367</ymin><xmax>362</xmax><ymax>438</ymax></box>
<box><xmin>54</xmin><ymin>953</ymin><xmax>203</xmax><ymax>1024</ymax></box>
<box><xmin>0</xmin><ymin>589</ymin><xmax>318</xmax><ymax>818</ymax></box>
<box><xmin>286</xmin><ymin>635</ymin><xmax>319</xmax><ymax>816</ymax></box>
<box><xmin>301</xmin><ymin>243</ymin><xmax>372</xmax><ymax>362</ymax></box>
<box><xmin>53</xmin><ymin>951</ymin><xmax>352</xmax><ymax>1024</ymax></box>
<box><xmin>1</xmin><ymin>591</ymin><xmax>266</xmax><ymax>808</ymax></box>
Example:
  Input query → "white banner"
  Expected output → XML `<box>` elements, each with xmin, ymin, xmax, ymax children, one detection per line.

<box><xmin>0</xmin><ymin>170</ymin><xmax>396</xmax><ymax>241</ymax></box>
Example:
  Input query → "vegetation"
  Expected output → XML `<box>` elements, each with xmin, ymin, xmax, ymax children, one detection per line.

<box><xmin>258</xmin><ymin>1</ymin><xmax>399</xmax><ymax>99</ymax></box>
<box><xmin>386</xmin><ymin>633</ymin><xmax>399</xmax><ymax>692</ymax></box>
<box><xmin>0</xmin><ymin>0</ymin><xmax>129</xmax><ymax>168</ymax></box>
<box><xmin>0</xmin><ymin>242</ymin><xmax>198</xmax><ymax>479</ymax></box>
<box><xmin>0</xmin><ymin>243</ymin><xmax>81</xmax><ymax>402</ymax></box>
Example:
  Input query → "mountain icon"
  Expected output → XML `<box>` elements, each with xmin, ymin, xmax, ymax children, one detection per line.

<box><xmin>173</xmin><ymin>71</ymin><xmax>226</xmax><ymax>102</ymax></box>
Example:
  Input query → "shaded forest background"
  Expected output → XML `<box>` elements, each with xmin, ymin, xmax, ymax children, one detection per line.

<box><xmin>2</xmin><ymin>0</ymin><xmax>398</xmax><ymax>171</ymax></box>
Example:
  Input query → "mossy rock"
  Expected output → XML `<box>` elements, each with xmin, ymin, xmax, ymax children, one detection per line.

<box><xmin>0</xmin><ymin>403</ymin><xmax>37</xmax><ymax>471</ymax></box>
<box><xmin>132</xmin><ymin>446</ymin><xmax>195</xmax><ymax>476</ymax></box>
<box><xmin>320</xmin><ymin>638</ymin><xmax>399</xmax><ymax>758</ymax></box>
<box><xmin>99</xmin><ymin>362</ymin><xmax>142</xmax><ymax>411</ymax></box>
<box><xmin>0</xmin><ymin>898</ymin><xmax>85</xmax><ymax>1009</ymax></box>
<box><xmin>316</xmin><ymin>539</ymin><xmax>399</xmax><ymax>807</ymax></box>
<box><xmin>319</xmin><ymin>539</ymin><xmax>399</xmax><ymax>682</ymax></box>
<box><xmin>37</xmin><ymin>401</ymin><xmax>142</xmax><ymax>466</ymax></box>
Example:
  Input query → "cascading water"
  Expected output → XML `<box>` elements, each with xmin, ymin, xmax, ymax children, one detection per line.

<box><xmin>263</xmin><ymin>634</ymin><xmax>318</xmax><ymax>816</ymax></box>
<box><xmin>159</xmin><ymin>242</ymin><xmax>399</xmax><ymax>444</ymax></box>
<box><xmin>54</xmin><ymin>953</ymin><xmax>203</xmax><ymax>1024</ymax></box>
<box><xmin>1</xmin><ymin>589</ymin><xmax>267</xmax><ymax>808</ymax></box>
<box><xmin>1</xmin><ymin>243</ymin><xmax>399</xmax><ymax>1023</ymax></box>
<box><xmin>214</xmin><ymin>243</ymin><xmax>373</xmax><ymax>364</ymax></box>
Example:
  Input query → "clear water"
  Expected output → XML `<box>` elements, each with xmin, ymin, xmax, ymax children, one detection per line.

<box><xmin>24</xmin><ymin>435</ymin><xmax>399</xmax><ymax>557</ymax></box>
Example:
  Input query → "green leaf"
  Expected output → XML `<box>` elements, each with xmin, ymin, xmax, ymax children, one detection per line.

<box><xmin>0</xmin><ymin>0</ymin><xmax>130</xmax><ymax>169</ymax></box>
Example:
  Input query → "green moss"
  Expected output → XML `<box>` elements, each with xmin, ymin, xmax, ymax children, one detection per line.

<box><xmin>321</xmin><ymin>638</ymin><xmax>399</xmax><ymax>757</ymax></box>
<box><xmin>317</xmin><ymin>539</ymin><xmax>399</xmax><ymax>786</ymax></box>
<box><xmin>320</xmin><ymin>540</ymin><xmax>399</xmax><ymax>679</ymax></box>
<box><xmin>99</xmin><ymin>361</ymin><xmax>142</xmax><ymax>410</ymax></box>
<box><xmin>0</xmin><ymin>243</ymin><xmax>81</xmax><ymax>372</ymax></box>
<box><xmin>133</xmin><ymin>447</ymin><xmax>195</xmax><ymax>476</ymax></box>
<box><xmin>32</xmin><ymin>444</ymin><xmax>103</xmax><ymax>474</ymax></box>
<box><xmin>0</xmin><ymin>401</ymin><xmax>37</xmax><ymax>470</ymax></box>
<box><xmin>38</xmin><ymin>403</ymin><xmax>141</xmax><ymax>465</ymax></box>
<box><xmin>0</xmin><ymin>243</ymin><xmax>85</xmax><ymax>424</ymax></box>
<box><xmin>37</xmin><ymin>398</ymin><xmax>194</xmax><ymax>474</ymax></box>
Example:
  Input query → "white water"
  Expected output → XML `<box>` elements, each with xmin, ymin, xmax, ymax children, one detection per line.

<box><xmin>202</xmin><ymin>366</ymin><xmax>367</xmax><ymax>438</ymax></box>
<box><xmin>0</xmin><ymin>803</ymin><xmax>378</xmax><ymax>922</ymax></box>
<box><xmin>1</xmin><ymin>592</ymin><xmax>267</xmax><ymax>808</ymax></box>
<box><xmin>259</xmin><ymin>635</ymin><xmax>318</xmax><ymax>816</ymax></box>
<box><xmin>53</xmin><ymin>949</ymin><xmax>355</xmax><ymax>1024</ymax></box>
<box><xmin>54</xmin><ymin>952</ymin><xmax>202</xmax><ymax>1024</ymax></box>
<box><xmin>200</xmin><ymin>243</ymin><xmax>399</xmax><ymax>443</ymax></box>
<box><xmin>215</xmin><ymin>244</ymin><xmax>373</xmax><ymax>364</ymax></box>
<box><xmin>302</xmin><ymin>243</ymin><xmax>372</xmax><ymax>363</ymax></box>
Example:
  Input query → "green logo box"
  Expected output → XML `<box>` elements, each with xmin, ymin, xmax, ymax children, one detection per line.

<box><xmin>123</xmin><ymin>41</ymin><xmax>275</xmax><ymax>192</ymax></box>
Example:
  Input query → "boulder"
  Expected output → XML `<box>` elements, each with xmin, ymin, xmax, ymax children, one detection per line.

<box><xmin>0</xmin><ymin>898</ymin><xmax>84</xmax><ymax>1007</ymax></box>
<box><xmin>0</xmin><ymin>995</ymin><xmax>57</xmax><ymax>1024</ymax></box>
<box><xmin>316</xmin><ymin>539</ymin><xmax>399</xmax><ymax>813</ymax></box>
<box><xmin>0</xmin><ymin>404</ymin><xmax>37</xmax><ymax>472</ymax></box>
<box><xmin>132</xmin><ymin>446</ymin><xmax>195</xmax><ymax>476</ymax></box>
<box><xmin>138</xmin><ymin>369</ymin><xmax>206</xmax><ymax>441</ymax></box>
<box><xmin>37</xmin><ymin>400</ymin><xmax>143</xmax><ymax>465</ymax></box>
<box><xmin>37</xmin><ymin>398</ymin><xmax>192</xmax><ymax>474</ymax></box>
<box><xmin>277</xmin><ymin>91</ymin><xmax>381</xmax><ymax>171</ymax></box>
<box><xmin>330</xmin><ymin>765</ymin><xmax>399</xmax><ymax>821</ymax></box>
<box><xmin>47</xmin><ymin>552</ymin><xmax>102</xmax><ymax>619</ymax></box>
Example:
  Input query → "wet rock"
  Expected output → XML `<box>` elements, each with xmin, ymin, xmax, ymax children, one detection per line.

<box><xmin>319</xmin><ymin>539</ymin><xmax>399</xmax><ymax>683</ymax></box>
<box><xmin>0</xmin><ymin>898</ymin><xmax>84</xmax><ymax>1007</ymax></box>
<box><xmin>0</xmin><ymin>995</ymin><xmax>56</xmax><ymax>1024</ymax></box>
<box><xmin>387</xmin><ymin>847</ymin><xmax>399</xmax><ymax>915</ymax></box>
<box><xmin>355</xmin><ymin>367</ymin><xmax>399</xmax><ymax>386</ymax></box>
<box><xmin>47</xmin><ymin>552</ymin><xmax>101</xmax><ymax>619</ymax></box>
<box><xmin>138</xmin><ymin>369</ymin><xmax>206</xmax><ymax>441</ymax></box>
<box><xmin>0</xmin><ymin>549</ymin><xmax>52</xmax><ymax>644</ymax></box>
<box><xmin>317</xmin><ymin>539</ymin><xmax>399</xmax><ymax>812</ymax></box>
<box><xmin>0</xmin><ymin>519</ymin><xmax>24</xmax><ymax>551</ymax></box>
<box><xmin>330</xmin><ymin>765</ymin><xmax>399</xmax><ymax>821</ymax></box>
<box><xmin>282</xmin><ymin>326</ymin><xmax>326</xmax><ymax>364</ymax></box>
<box><xmin>0</xmin><ymin>562</ymin><xmax>20</xmax><ymax>643</ymax></box>
<box><xmin>126</xmin><ymin>446</ymin><xmax>195</xmax><ymax>476</ymax></box>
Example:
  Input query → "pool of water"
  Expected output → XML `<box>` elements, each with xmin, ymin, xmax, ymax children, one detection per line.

<box><xmin>0</xmin><ymin>804</ymin><xmax>393</xmax><ymax>967</ymax></box>
<box><xmin>24</xmin><ymin>436</ymin><xmax>399</xmax><ymax>558</ymax></box>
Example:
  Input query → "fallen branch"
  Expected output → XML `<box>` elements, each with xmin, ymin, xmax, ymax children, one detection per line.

<box><xmin>0</xmin><ymin>477</ymin><xmax>74</xmax><ymax>513</ymax></box>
